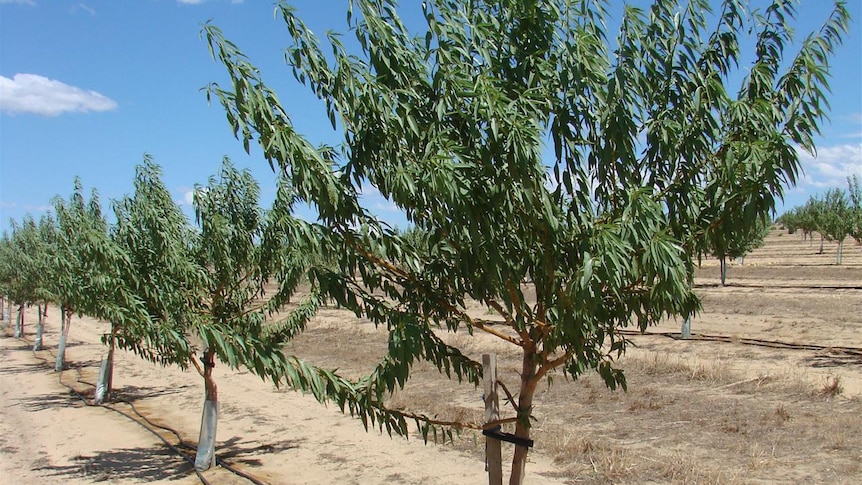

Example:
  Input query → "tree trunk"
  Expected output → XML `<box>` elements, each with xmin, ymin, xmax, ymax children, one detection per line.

<box><xmin>195</xmin><ymin>348</ymin><xmax>219</xmax><ymax>471</ymax></box>
<box><xmin>719</xmin><ymin>257</ymin><xmax>727</xmax><ymax>286</ymax></box>
<box><xmin>818</xmin><ymin>235</ymin><xmax>824</xmax><ymax>254</ymax></box>
<box><xmin>55</xmin><ymin>306</ymin><xmax>72</xmax><ymax>372</ymax></box>
<box><xmin>1</xmin><ymin>297</ymin><xmax>8</xmax><ymax>329</ymax></box>
<box><xmin>34</xmin><ymin>303</ymin><xmax>44</xmax><ymax>351</ymax></box>
<box><xmin>0</xmin><ymin>296</ymin><xmax>5</xmax><ymax>327</ymax></box>
<box><xmin>509</xmin><ymin>348</ymin><xmax>538</xmax><ymax>485</ymax></box>
<box><xmin>14</xmin><ymin>304</ymin><xmax>24</xmax><ymax>338</ymax></box>
<box><xmin>836</xmin><ymin>240</ymin><xmax>843</xmax><ymax>265</ymax></box>
<box><xmin>94</xmin><ymin>325</ymin><xmax>118</xmax><ymax>404</ymax></box>
<box><xmin>43</xmin><ymin>303</ymin><xmax>48</xmax><ymax>317</ymax></box>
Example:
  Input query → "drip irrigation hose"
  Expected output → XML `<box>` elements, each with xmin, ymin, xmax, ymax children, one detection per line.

<box><xmin>619</xmin><ymin>329</ymin><xmax>862</xmax><ymax>357</ymax></box>
<box><xmin>694</xmin><ymin>282</ymin><xmax>862</xmax><ymax>290</ymax></box>
<box><xmin>11</xmin><ymin>332</ymin><xmax>269</xmax><ymax>485</ymax></box>
<box><xmin>19</xmin><ymin>336</ymin><xmax>212</xmax><ymax>485</ymax></box>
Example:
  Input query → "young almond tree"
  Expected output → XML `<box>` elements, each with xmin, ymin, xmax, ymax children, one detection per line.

<box><xmin>728</xmin><ymin>217</ymin><xmax>771</xmax><ymax>267</ymax></box>
<box><xmin>189</xmin><ymin>158</ymin><xmax>287</xmax><ymax>470</ymax></box>
<box><xmin>51</xmin><ymin>181</ymin><xmax>96</xmax><ymax>371</ymax></box>
<box><xmin>5</xmin><ymin>215</ymin><xmax>55</xmax><ymax>344</ymax></box>
<box><xmin>111</xmin><ymin>157</ymin><xmax>392</xmax><ymax>471</ymax></box>
<box><xmin>50</xmin><ymin>180</ymin><xmax>141</xmax><ymax>382</ymax></box>
<box><xmin>34</xmin><ymin>214</ymin><xmax>60</xmax><ymax>351</ymax></box>
<box><xmin>0</xmin><ymin>231</ymin><xmax>26</xmax><ymax>335</ymax></box>
<box><xmin>808</xmin><ymin>196</ymin><xmax>829</xmax><ymax>253</ymax></box>
<box><xmin>848</xmin><ymin>174</ymin><xmax>862</xmax><ymax>244</ymax></box>
<box><xmin>205</xmin><ymin>0</ymin><xmax>848</xmax><ymax>482</ymax></box>
<box><xmin>707</xmin><ymin>213</ymin><xmax>771</xmax><ymax>285</ymax></box>
<box><xmin>817</xmin><ymin>187</ymin><xmax>854</xmax><ymax>265</ymax></box>
<box><xmin>5</xmin><ymin>219</ymin><xmax>31</xmax><ymax>340</ymax></box>
<box><xmin>110</xmin><ymin>157</ymin><xmax>209</xmax><ymax>416</ymax></box>
<box><xmin>0</xmin><ymin>233</ymin><xmax>11</xmax><ymax>328</ymax></box>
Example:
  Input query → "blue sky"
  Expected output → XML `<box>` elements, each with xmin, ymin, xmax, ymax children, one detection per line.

<box><xmin>1</xmin><ymin>0</ymin><xmax>860</xmax><ymax>234</ymax></box>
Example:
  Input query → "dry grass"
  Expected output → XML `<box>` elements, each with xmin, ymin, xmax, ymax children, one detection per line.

<box><xmin>283</xmin><ymin>313</ymin><xmax>862</xmax><ymax>483</ymax></box>
<box><xmin>276</xmin><ymin>230</ymin><xmax>862</xmax><ymax>484</ymax></box>
<box><xmin>624</xmin><ymin>352</ymin><xmax>733</xmax><ymax>384</ymax></box>
<box><xmin>818</xmin><ymin>375</ymin><xmax>844</xmax><ymax>399</ymax></box>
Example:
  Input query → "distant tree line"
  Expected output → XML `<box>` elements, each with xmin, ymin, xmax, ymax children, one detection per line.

<box><xmin>778</xmin><ymin>175</ymin><xmax>862</xmax><ymax>264</ymax></box>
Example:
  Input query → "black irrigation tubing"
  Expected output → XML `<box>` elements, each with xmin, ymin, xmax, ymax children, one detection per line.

<box><xmin>77</xmin><ymin>368</ymin><xmax>269</xmax><ymax>485</ymax></box>
<box><xmin>729</xmin><ymin>263</ymin><xmax>862</xmax><ymax>268</ymax></box>
<box><xmin>10</xmin><ymin>332</ymin><xmax>269</xmax><ymax>485</ymax></box>
<box><xmin>694</xmin><ymin>283</ymin><xmax>862</xmax><ymax>290</ymax></box>
<box><xmin>620</xmin><ymin>330</ymin><xmax>862</xmax><ymax>357</ymax></box>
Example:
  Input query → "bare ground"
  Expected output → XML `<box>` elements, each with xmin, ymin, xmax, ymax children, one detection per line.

<box><xmin>1</xmin><ymin>227</ymin><xmax>860</xmax><ymax>484</ymax></box>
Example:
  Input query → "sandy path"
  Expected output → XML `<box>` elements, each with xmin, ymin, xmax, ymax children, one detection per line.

<box><xmin>0</xmin><ymin>305</ymin><xmax>565</xmax><ymax>484</ymax></box>
<box><xmin>0</xmin><ymin>329</ymin><xmax>200</xmax><ymax>484</ymax></box>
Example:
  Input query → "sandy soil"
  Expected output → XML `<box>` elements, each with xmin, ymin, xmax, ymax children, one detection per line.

<box><xmin>0</xmin><ymin>307</ymin><xmax>564</xmax><ymax>485</ymax></box>
<box><xmin>1</xmin><ymin>227</ymin><xmax>860</xmax><ymax>484</ymax></box>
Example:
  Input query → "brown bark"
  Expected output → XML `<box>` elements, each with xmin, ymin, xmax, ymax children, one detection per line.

<box><xmin>509</xmin><ymin>347</ymin><xmax>539</xmax><ymax>485</ymax></box>
<box><xmin>202</xmin><ymin>348</ymin><xmax>218</xmax><ymax>402</ymax></box>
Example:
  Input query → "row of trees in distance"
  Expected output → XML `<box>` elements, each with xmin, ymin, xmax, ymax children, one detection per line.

<box><xmin>0</xmin><ymin>158</ymin><xmax>409</xmax><ymax>471</ymax></box>
<box><xmin>778</xmin><ymin>175</ymin><xmax>862</xmax><ymax>264</ymax></box>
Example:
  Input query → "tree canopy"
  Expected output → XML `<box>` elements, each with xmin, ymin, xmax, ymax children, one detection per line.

<box><xmin>204</xmin><ymin>0</ymin><xmax>848</xmax><ymax>481</ymax></box>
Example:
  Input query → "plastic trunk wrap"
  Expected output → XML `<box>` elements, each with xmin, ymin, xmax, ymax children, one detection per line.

<box><xmin>34</xmin><ymin>305</ymin><xmax>44</xmax><ymax>351</ymax></box>
<box><xmin>14</xmin><ymin>306</ymin><xmax>23</xmax><ymax>338</ymax></box>
<box><xmin>55</xmin><ymin>309</ymin><xmax>71</xmax><ymax>372</ymax></box>
<box><xmin>94</xmin><ymin>357</ymin><xmax>113</xmax><ymax>404</ymax></box>
<box><xmin>194</xmin><ymin>399</ymin><xmax>218</xmax><ymax>471</ymax></box>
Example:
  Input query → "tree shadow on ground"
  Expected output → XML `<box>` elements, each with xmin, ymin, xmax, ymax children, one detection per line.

<box><xmin>0</xmin><ymin>339</ymin><xmax>47</xmax><ymax>352</ymax></box>
<box><xmin>0</xmin><ymin>360</ymin><xmax>50</xmax><ymax>376</ymax></box>
<box><xmin>111</xmin><ymin>384</ymin><xmax>190</xmax><ymax>403</ymax></box>
<box><xmin>217</xmin><ymin>436</ymin><xmax>303</xmax><ymax>467</ymax></box>
<box><xmin>14</xmin><ymin>390</ymin><xmax>82</xmax><ymax>412</ymax></box>
<box><xmin>34</xmin><ymin>445</ymin><xmax>195</xmax><ymax>482</ymax></box>
<box><xmin>68</xmin><ymin>359</ymin><xmax>104</xmax><ymax>370</ymax></box>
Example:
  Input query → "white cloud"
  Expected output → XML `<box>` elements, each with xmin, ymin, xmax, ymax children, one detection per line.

<box><xmin>23</xmin><ymin>204</ymin><xmax>51</xmax><ymax>212</ymax></box>
<box><xmin>358</xmin><ymin>184</ymin><xmax>400</xmax><ymax>213</ymax></box>
<box><xmin>175</xmin><ymin>187</ymin><xmax>199</xmax><ymax>207</ymax></box>
<box><xmin>71</xmin><ymin>3</ymin><xmax>95</xmax><ymax>15</ymax></box>
<box><xmin>0</xmin><ymin>73</ymin><xmax>117</xmax><ymax>116</ymax></box>
<box><xmin>0</xmin><ymin>0</ymin><xmax>35</xmax><ymax>5</ymax></box>
<box><xmin>796</xmin><ymin>143</ymin><xmax>862</xmax><ymax>189</ymax></box>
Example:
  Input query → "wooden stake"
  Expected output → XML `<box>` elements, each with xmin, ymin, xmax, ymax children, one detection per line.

<box><xmin>483</xmin><ymin>353</ymin><xmax>503</xmax><ymax>485</ymax></box>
